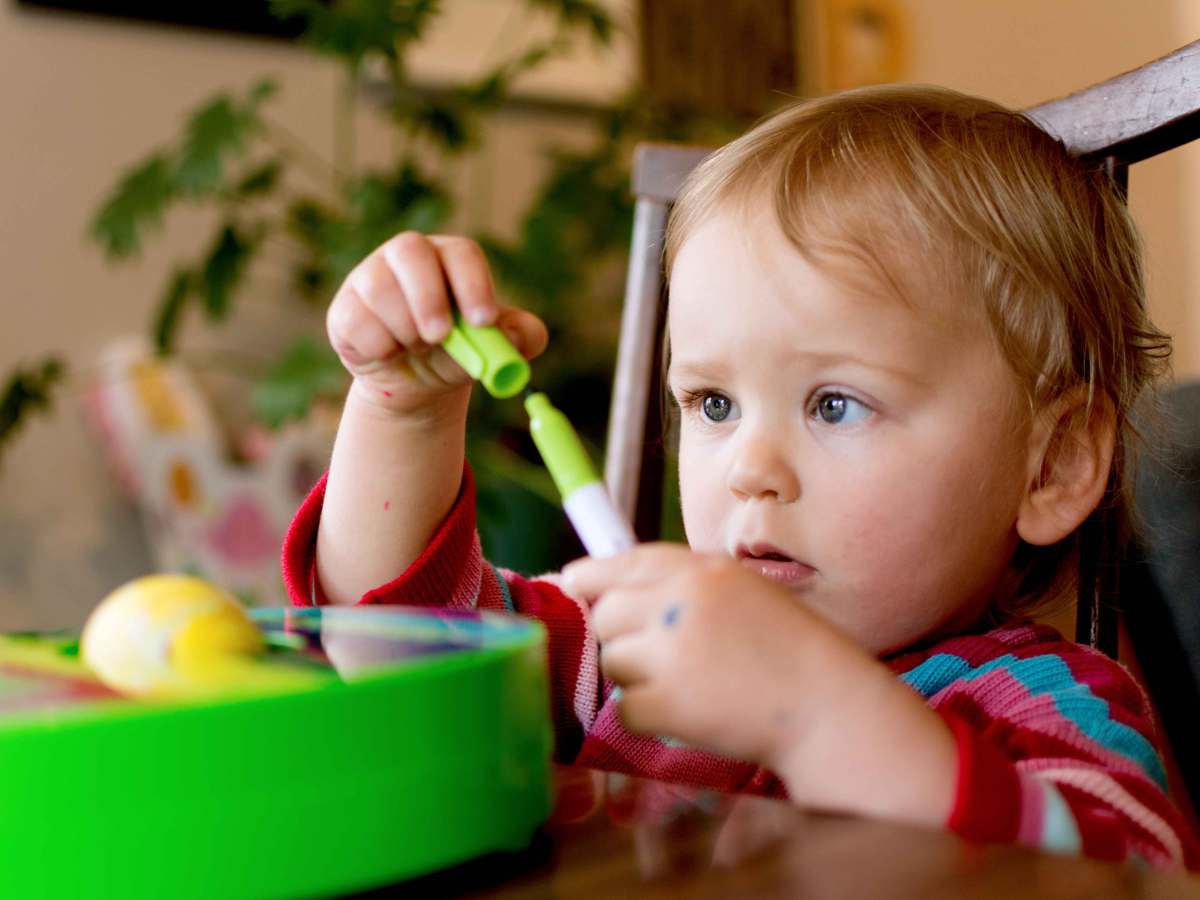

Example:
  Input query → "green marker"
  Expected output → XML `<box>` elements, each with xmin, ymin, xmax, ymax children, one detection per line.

<box><xmin>441</xmin><ymin>319</ymin><xmax>634</xmax><ymax>557</ymax></box>
<box><xmin>524</xmin><ymin>392</ymin><xmax>636</xmax><ymax>558</ymax></box>
<box><xmin>441</xmin><ymin>314</ymin><xmax>531</xmax><ymax>398</ymax></box>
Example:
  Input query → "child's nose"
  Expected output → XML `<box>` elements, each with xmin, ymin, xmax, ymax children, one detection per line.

<box><xmin>726</xmin><ymin>430</ymin><xmax>800</xmax><ymax>503</ymax></box>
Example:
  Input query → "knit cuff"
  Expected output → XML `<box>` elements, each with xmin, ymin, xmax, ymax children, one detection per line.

<box><xmin>281</xmin><ymin>471</ymin><xmax>328</xmax><ymax>606</ymax></box>
<box><xmin>938</xmin><ymin>708</ymin><xmax>1022</xmax><ymax>845</ymax></box>
<box><xmin>279</xmin><ymin>464</ymin><xmax>479</xmax><ymax>608</ymax></box>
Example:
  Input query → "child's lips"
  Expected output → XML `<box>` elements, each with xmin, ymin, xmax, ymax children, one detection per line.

<box><xmin>739</xmin><ymin>557</ymin><xmax>816</xmax><ymax>585</ymax></box>
<box><xmin>735</xmin><ymin>543</ymin><xmax>816</xmax><ymax>586</ymax></box>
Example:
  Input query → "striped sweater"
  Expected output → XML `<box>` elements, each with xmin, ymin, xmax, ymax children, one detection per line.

<box><xmin>282</xmin><ymin>467</ymin><xmax>1199</xmax><ymax>870</ymax></box>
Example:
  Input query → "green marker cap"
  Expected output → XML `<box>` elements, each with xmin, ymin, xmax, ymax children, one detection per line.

<box><xmin>442</xmin><ymin>316</ymin><xmax>531</xmax><ymax>398</ymax></box>
<box><xmin>524</xmin><ymin>392</ymin><xmax>600</xmax><ymax>499</ymax></box>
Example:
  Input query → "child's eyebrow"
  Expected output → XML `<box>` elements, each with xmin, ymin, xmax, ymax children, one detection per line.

<box><xmin>666</xmin><ymin>361</ymin><xmax>729</xmax><ymax>383</ymax></box>
<box><xmin>669</xmin><ymin>353</ymin><xmax>929</xmax><ymax>386</ymax></box>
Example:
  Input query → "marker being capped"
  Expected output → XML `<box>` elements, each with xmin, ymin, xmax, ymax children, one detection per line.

<box><xmin>524</xmin><ymin>392</ymin><xmax>636</xmax><ymax>559</ymax></box>
<box><xmin>440</xmin><ymin>314</ymin><xmax>635</xmax><ymax>558</ymax></box>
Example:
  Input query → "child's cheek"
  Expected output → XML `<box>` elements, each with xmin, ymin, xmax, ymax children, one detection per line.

<box><xmin>676</xmin><ymin>466</ymin><xmax>728</xmax><ymax>552</ymax></box>
<box><xmin>810</xmin><ymin>476</ymin><xmax>953</xmax><ymax>646</ymax></box>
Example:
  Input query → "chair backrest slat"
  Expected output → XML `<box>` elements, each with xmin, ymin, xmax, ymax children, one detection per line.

<box><xmin>1026</xmin><ymin>39</ymin><xmax>1200</xmax><ymax>163</ymax></box>
<box><xmin>605</xmin><ymin>197</ymin><xmax>670</xmax><ymax>526</ymax></box>
<box><xmin>630</xmin><ymin>143</ymin><xmax>714</xmax><ymax>201</ymax></box>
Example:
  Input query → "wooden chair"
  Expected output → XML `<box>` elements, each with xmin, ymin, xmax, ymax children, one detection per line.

<box><xmin>602</xmin><ymin>39</ymin><xmax>1200</xmax><ymax>662</ymax></box>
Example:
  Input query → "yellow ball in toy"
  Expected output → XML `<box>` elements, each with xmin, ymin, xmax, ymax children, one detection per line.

<box><xmin>81</xmin><ymin>574</ymin><xmax>263</xmax><ymax>696</ymax></box>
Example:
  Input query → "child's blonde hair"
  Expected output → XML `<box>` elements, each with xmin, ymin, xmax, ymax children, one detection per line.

<box><xmin>664</xmin><ymin>84</ymin><xmax>1170</xmax><ymax>613</ymax></box>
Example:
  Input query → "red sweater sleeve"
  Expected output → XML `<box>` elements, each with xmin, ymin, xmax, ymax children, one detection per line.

<box><xmin>906</xmin><ymin>629</ymin><xmax>1200</xmax><ymax>870</ymax></box>
<box><xmin>280</xmin><ymin>465</ymin><xmax>598</xmax><ymax>761</ymax></box>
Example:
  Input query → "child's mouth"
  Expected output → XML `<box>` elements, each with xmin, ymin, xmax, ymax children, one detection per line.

<box><xmin>735</xmin><ymin>543</ymin><xmax>816</xmax><ymax>586</ymax></box>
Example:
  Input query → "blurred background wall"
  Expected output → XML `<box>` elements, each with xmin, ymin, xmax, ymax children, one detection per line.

<box><xmin>0</xmin><ymin>0</ymin><xmax>1196</xmax><ymax>629</ymax></box>
<box><xmin>0</xmin><ymin>0</ymin><xmax>636</xmax><ymax>627</ymax></box>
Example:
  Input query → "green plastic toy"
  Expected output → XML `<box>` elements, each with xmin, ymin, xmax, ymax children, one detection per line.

<box><xmin>0</xmin><ymin>606</ymin><xmax>552</xmax><ymax>899</ymax></box>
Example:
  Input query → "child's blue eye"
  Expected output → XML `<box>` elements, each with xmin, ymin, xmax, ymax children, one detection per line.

<box><xmin>701</xmin><ymin>393</ymin><xmax>735</xmax><ymax>422</ymax></box>
<box><xmin>813</xmin><ymin>392</ymin><xmax>870</xmax><ymax>425</ymax></box>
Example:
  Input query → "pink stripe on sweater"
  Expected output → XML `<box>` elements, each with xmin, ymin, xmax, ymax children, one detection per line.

<box><xmin>929</xmin><ymin>667</ymin><xmax>1156</xmax><ymax>785</ymax></box>
<box><xmin>1038</xmin><ymin>766</ymin><xmax>1183</xmax><ymax>867</ymax></box>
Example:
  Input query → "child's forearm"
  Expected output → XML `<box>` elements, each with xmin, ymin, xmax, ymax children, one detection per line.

<box><xmin>315</xmin><ymin>380</ymin><xmax>471</xmax><ymax>605</ymax></box>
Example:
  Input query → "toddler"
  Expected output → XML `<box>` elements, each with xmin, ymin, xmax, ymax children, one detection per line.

<box><xmin>282</xmin><ymin>85</ymin><xmax>1199</xmax><ymax>868</ymax></box>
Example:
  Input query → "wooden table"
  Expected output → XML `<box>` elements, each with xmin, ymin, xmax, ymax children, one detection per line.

<box><xmin>362</xmin><ymin>768</ymin><xmax>1200</xmax><ymax>898</ymax></box>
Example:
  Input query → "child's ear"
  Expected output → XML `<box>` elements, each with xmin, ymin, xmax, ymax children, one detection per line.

<box><xmin>1016</xmin><ymin>387</ymin><xmax>1116</xmax><ymax>546</ymax></box>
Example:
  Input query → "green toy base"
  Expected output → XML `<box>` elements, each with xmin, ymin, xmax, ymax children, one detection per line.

<box><xmin>0</xmin><ymin>606</ymin><xmax>552</xmax><ymax>899</ymax></box>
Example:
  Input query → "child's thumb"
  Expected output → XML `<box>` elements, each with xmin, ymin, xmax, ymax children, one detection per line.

<box><xmin>495</xmin><ymin>306</ymin><xmax>549</xmax><ymax>361</ymax></box>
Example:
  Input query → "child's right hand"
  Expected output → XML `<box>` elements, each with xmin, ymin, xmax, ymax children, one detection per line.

<box><xmin>326</xmin><ymin>232</ymin><xmax>548</xmax><ymax>417</ymax></box>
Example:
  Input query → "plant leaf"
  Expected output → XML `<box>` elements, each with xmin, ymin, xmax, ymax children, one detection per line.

<box><xmin>233</xmin><ymin>159</ymin><xmax>283</xmax><ymax>198</ymax></box>
<box><xmin>175</xmin><ymin>84</ymin><xmax>273</xmax><ymax>196</ymax></box>
<box><xmin>0</xmin><ymin>358</ymin><xmax>66</xmax><ymax>455</ymax></box>
<box><xmin>271</xmin><ymin>0</ymin><xmax>440</xmax><ymax>68</ymax></box>
<box><xmin>199</xmin><ymin>225</ymin><xmax>257</xmax><ymax>319</ymax></box>
<box><xmin>153</xmin><ymin>268</ymin><xmax>194</xmax><ymax>354</ymax></box>
<box><xmin>406</xmin><ymin>96</ymin><xmax>472</xmax><ymax>151</ymax></box>
<box><xmin>249</xmin><ymin>78</ymin><xmax>278</xmax><ymax>104</ymax></box>
<box><xmin>288</xmin><ymin>165</ymin><xmax>450</xmax><ymax>293</ymax></box>
<box><xmin>251</xmin><ymin>336</ymin><xmax>348</xmax><ymax>428</ymax></box>
<box><xmin>481</xmin><ymin>147</ymin><xmax>632</xmax><ymax>310</ymax></box>
<box><xmin>90</xmin><ymin>155</ymin><xmax>175</xmax><ymax>259</ymax></box>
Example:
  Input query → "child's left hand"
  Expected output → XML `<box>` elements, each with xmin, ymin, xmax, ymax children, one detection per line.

<box><xmin>563</xmin><ymin>544</ymin><xmax>865</xmax><ymax>768</ymax></box>
<box><xmin>562</xmin><ymin>544</ymin><xmax>958</xmax><ymax>826</ymax></box>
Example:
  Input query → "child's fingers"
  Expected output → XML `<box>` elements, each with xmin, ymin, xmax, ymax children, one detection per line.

<box><xmin>614</xmin><ymin>682</ymin><xmax>673</xmax><ymax>738</ymax></box>
<box><xmin>430</xmin><ymin>235</ymin><xmax>499</xmax><ymax>326</ymax></box>
<box><xmin>563</xmin><ymin>543</ymin><xmax>695</xmax><ymax>600</ymax></box>
<box><xmin>327</xmin><ymin>285</ymin><xmax>400</xmax><ymax>370</ymax></box>
<box><xmin>420</xmin><ymin>345</ymin><xmax>476</xmax><ymax>386</ymax></box>
<box><xmin>494</xmin><ymin>306</ymin><xmax>549</xmax><ymax>361</ymax></box>
<box><xmin>598</xmin><ymin>630</ymin><xmax>658</xmax><ymax>687</ymax></box>
<box><xmin>410</xmin><ymin>349</ymin><xmax>472</xmax><ymax>388</ymax></box>
<box><xmin>381</xmin><ymin>232</ymin><xmax>454</xmax><ymax>344</ymax></box>
<box><xmin>351</xmin><ymin>253</ymin><xmax>423</xmax><ymax>350</ymax></box>
<box><xmin>590</xmin><ymin>585</ymin><xmax>660</xmax><ymax>641</ymax></box>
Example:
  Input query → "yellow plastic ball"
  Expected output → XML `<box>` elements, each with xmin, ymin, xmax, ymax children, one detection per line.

<box><xmin>81</xmin><ymin>574</ymin><xmax>263</xmax><ymax>696</ymax></box>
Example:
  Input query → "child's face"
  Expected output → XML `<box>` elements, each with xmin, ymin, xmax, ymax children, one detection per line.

<box><xmin>667</xmin><ymin>209</ymin><xmax>1035</xmax><ymax>655</ymax></box>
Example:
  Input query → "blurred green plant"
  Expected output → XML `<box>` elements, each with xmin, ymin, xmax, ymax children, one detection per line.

<box><xmin>0</xmin><ymin>359</ymin><xmax>65</xmax><ymax>463</ymax></box>
<box><xmin>8</xmin><ymin>0</ymin><xmax>736</xmax><ymax>573</ymax></box>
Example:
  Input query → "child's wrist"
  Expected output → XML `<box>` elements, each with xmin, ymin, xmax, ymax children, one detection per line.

<box><xmin>769</xmin><ymin>665</ymin><xmax>958</xmax><ymax>826</ymax></box>
<box><xmin>347</xmin><ymin>376</ymin><xmax>471</xmax><ymax>428</ymax></box>
<box><xmin>756</xmin><ymin>618</ymin><xmax>873</xmax><ymax>773</ymax></box>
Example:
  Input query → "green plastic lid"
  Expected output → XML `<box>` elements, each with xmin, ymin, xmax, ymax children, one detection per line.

<box><xmin>442</xmin><ymin>316</ymin><xmax>530</xmax><ymax>398</ymax></box>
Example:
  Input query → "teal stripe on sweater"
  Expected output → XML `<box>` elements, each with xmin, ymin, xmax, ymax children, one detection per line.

<box><xmin>901</xmin><ymin>653</ymin><xmax>1167</xmax><ymax>790</ymax></box>
<box><xmin>486</xmin><ymin>563</ymin><xmax>516</xmax><ymax>612</ymax></box>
